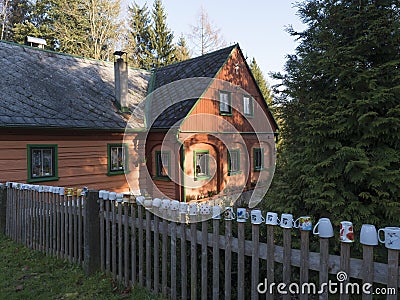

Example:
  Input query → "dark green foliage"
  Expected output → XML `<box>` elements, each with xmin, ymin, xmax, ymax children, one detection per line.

<box><xmin>249</xmin><ymin>57</ymin><xmax>273</xmax><ymax>107</ymax></box>
<box><xmin>150</xmin><ymin>0</ymin><xmax>175</xmax><ymax>67</ymax></box>
<box><xmin>174</xmin><ymin>34</ymin><xmax>191</xmax><ymax>62</ymax></box>
<box><xmin>266</xmin><ymin>0</ymin><xmax>400</xmax><ymax>233</ymax></box>
<box><xmin>127</xmin><ymin>2</ymin><xmax>154</xmax><ymax>69</ymax></box>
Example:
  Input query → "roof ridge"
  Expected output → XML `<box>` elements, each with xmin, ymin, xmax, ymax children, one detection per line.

<box><xmin>155</xmin><ymin>43</ymin><xmax>238</xmax><ymax>72</ymax></box>
<box><xmin>0</xmin><ymin>39</ymin><xmax>151</xmax><ymax>73</ymax></box>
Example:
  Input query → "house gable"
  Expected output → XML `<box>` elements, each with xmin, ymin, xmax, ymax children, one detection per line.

<box><xmin>179</xmin><ymin>46</ymin><xmax>278</xmax><ymax>134</ymax></box>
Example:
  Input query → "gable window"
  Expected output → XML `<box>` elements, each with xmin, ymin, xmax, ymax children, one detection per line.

<box><xmin>219</xmin><ymin>91</ymin><xmax>232</xmax><ymax>115</ymax></box>
<box><xmin>107</xmin><ymin>144</ymin><xmax>129</xmax><ymax>175</ymax></box>
<box><xmin>194</xmin><ymin>150</ymin><xmax>210</xmax><ymax>179</ymax></box>
<box><xmin>27</xmin><ymin>144</ymin><xmax>58</xmax><ymax>183</ymax></box>
<box><xmin>228</xmin><ymin>149</ymin><xmax>240</xmax><ymax>175</ymax></box>
<box><xmin>243</xmin><ymin>95</ymin><xmax>254</xmax><ymax>116</ymax></box>
<box><xmin>253</xmin><ymin>148</ymin><xmax>264</xmax><ymax>171</ymax></box>
<box><xmin>156</xmin><ymin>151</ymin><xmax>171</xmax><ymax>179</ymax></box>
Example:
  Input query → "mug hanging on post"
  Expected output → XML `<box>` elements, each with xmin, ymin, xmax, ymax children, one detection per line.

<box><xmin>265</xmin><ymin>212</ymin><xmax>280</xmax><ymax>225</ymax></box>
<box><xmin>378</xmin><ymin>227</ymin><xmax>400</xmax><ymax>250</ymax></box>
<box><xmin>313</xmin><ymin>218</ymin><xmax>334</xmax><ymax>238</ymax></box>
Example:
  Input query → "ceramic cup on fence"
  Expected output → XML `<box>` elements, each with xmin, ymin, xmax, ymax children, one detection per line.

<box><xmin>135</xmin><ymin>195</ymin><xmax>145</xmax><ymax>205</ymax></box>
<box><xmin>251</xmin><ymin>210</ymin><xmax>265</xmax><ymax>225</ymax></box>
<box><xmin>116</xmin><ymin>193</ymin><xmax>124</xmax><ymax>202</ymax></box>
<box><xmin>224</xmin><ymin>207</ymin><xmax>236</xmax><ymax>221</ymax></box>
<box><xmin>143</xmin><ymin>198</ymin><xmax>153</xmax><ymax>208</ymax></box>
<box><xmin>280</xmin><ymin>213</ymin><xmax>294</xmax><ymax>229</ymax></box>
<box><xmin>313</xmin><ymin>218</ymin><xmax>334</xmax><ymax>238</ymax></box>
<box><xmin>294</xmin><ymin>216</ymin><xmax>312</xmax><ymax>231</ymax></box>
<box><xmin>170</xmin><ymin>200</ymin><xmax>180</xmax><ymax>211</ymax></box>
<box><xmin>212</xmin><ymin>205</ymin><xmax>222</xmax><ymax>219</ymax></box>
<box><xmin>200</xmin><ymin>203</ymin><xmax>211</xmax><ymax>215</ymax></box>
<box><xmin>189</xmin><ymin>203</ymin><xmax>198</xmax><ymax>216</ymax></box>
<box><xmin>152</xmin><ymin>198</ymin><xmax>162</xmax><ymax>208</ymax></box>
<box><xmin>265</xmin><ymin>212</ymin><xmax>280</xmax><ymax>225</ymax></box>
<box><xmin>179</xmin><ymin>202</ymin><xmax>188</xmax><ymax>214</ymax></box>
<box><xmin>237</xmin><ymin>208</ymin><xmax>249</xmax><ymax>223</ymax></box>
<box><xmin>360</xmin><ymin>224</ymin><xmax>378</xmax><ymax>246</ymax></box>
<box><xmin>340</xmin><ymin>221</ymin><xmax>354</xmax><ymax>243</ymax></box>
<box><xmin>161</xmin><ymin>199</ymin><xmax>171</xmax><ymax>210</ymax></box>
<box><xmin>58</xmin><ymin>187</ymin><xmax>65</xmax><ymax>196</ymax></box>
<box><xmin>378</xmin><ymin>227</ymin><xmax>400</xmax><ymax>250</ymax></box>
<box><xmin>108</xmin><ymin>192</ymin><xmax>117</xmax><ymax>201</ymax></box>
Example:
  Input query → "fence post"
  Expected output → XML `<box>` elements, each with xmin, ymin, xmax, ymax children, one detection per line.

<box><xmin>0</xmin><ymin>185</ymin><xmax>6</xmax><ymax>235</ymax></box>
<box><xmin>84</xmin><ymin>190</ymin><xmax>101</xmax><ymax>275</ymax></box>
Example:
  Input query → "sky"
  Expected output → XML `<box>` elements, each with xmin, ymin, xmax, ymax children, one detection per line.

<box><xmin>125</xmin><ymin>0</ymin><xmax>307</xmax><ymax>85</ymax></box>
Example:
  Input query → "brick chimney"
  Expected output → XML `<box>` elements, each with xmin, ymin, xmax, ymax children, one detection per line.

<box><xmin>113</xmin><ymin>51</ymin><xmax>129</xmax><ymax>112</ymax></box>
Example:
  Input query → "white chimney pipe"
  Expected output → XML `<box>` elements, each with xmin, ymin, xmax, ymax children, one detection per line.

<box><xmin>114</xmin><ymin>51</ymin><xmax>129</xmax><ymax>112</ymax></box>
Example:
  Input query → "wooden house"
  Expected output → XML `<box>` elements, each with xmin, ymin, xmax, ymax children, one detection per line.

<box><xmin>0</xmin><ymin>40</ymin><xmax>278</xmax><ymax>201</ymax></box>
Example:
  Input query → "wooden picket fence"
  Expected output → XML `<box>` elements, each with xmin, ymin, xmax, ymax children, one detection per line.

<box><xmin>3</xmin><ymin>185</ymin><xmax>84</xmax><ymax>264</ymax></box>
<box><xmin>1</xmin><ymin>185</ymin><xmax>399</xmax><ymax>299</ymax></box>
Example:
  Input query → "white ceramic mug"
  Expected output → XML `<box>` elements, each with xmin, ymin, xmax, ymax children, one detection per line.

<box><xmin>360</xmin><ymin>224</ymin><xmax>378</xmax><ymax>246</ymax></box>
<box><xmin>340</xmin><ymin>221</ymin><xmax>354</xmax><ymax>243</ymax></box>
<box><xmin>378</xmin><ymin>227</ymin><xmax>400</xmax><ymax>250</ymax></box>
<box><xmin>109</xmin><ymin>192</ymin><xmax>117</xmax><ymax>201</ymax></box>
<box><xmin>294</xmin><ymin>216</ymin><xmax>312</xmax><ymax>231</ymax></box>
<box><xmin>179</xmin><ymin>202</ymin><xmax>188</xmax><ymax>214</ymax></box>
<box><xmin>170</xmin><ymin>200</ymin><xmax>180</xmax><ymax>211</ymax></box>
<box><xmin>265</xmin><ymin>212</ymin><xmax>280</xmax><ymax>225</ymax></box>
<box><xmin>143</xmin><ymin>198</ymin><xmax>153</xmax><ymax>208</ymax></box>
<box><xmin>200</xmin><ymin>203</ymin><xmax>211</xmax><ymax>215</ymax></box>
<box><xmin>251</xmin><ymin>210</ymin><xmax>265</xmax><ymax>225</ymax></box>
<box><xmin>237</xmin><ymin>208</ymin><xmax>249</xmax><ymax>223</ymax></box>
<box><xmin>59</xmin><ymin>187</ymin><xmax>65</xmax><ymax>196</ymax></box>
<box><xmin>136</xmin><ymin>196</ymin><xmax>145</xmax><ymax>205</ymax></box>
<box><xmin>212</xmin><ymin>206</ymin><xmax>222</xmax><ymax>219</ymax></box>
<box><xmin>224</xmin><ymin>207</ymin><xmax>236</xmax><ymax>221</ymax></box>
<box><xmin>152</xmin><ymin>198</ymin><xmax>162</xmax><ymax>208</ymax></box>
<box><xmin>116</xmin><ymin>193</ymin><xmax>124</xmax><ymax>202</ymax></box>
<box><xmin>102</xmin><ymin>191</ymin><xmax>110</xmax><ymax>200</ymax></box>
<box><xmin>280</xmin><ymin>213</ymin><xmax>294</xmax><ymax>229</ymax></box>
<box><xmin>161</xmin><ymin>199</ymin><xmax>171</xmax><ymax>210</ymax></box>
<box><xmin>313</xmin><ymin>218</ymin><xmax>334</xmax><ymax>238</ymax></box>
<box><xmin>189</xmin><ymin>203</ymin><xmax>198</xmax><ymax>216</ymax></box>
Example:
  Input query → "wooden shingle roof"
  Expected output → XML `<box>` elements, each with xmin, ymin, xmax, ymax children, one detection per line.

<box><xmin>0</xmin><ymin>41</ymin><xmax>150</xmax><ymax>131</ymax></box>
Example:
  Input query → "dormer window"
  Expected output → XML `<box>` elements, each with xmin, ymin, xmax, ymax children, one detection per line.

<box><xmin>219</xmin><ymin>91</ymin><xmax>232</xmax><ymax>115</ymax></box>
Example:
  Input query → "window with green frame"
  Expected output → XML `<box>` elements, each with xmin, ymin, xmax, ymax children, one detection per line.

<box><xmin>253</xmin><ymin>148</ymin><xmax>264</xmax><ymax>171</ymax></box>
<box><xmin>219</xmin><ymin>90</ymin><xmax>232</xmax><ymax>115</ymax></box>
<box><xmin>228</xmin><ymin>149</ymin><xmax>240</xmax><ymax>175</ymax></box>
<box><xmin>155</xmin><ymin>151</ymin><xmax>171</xmax><ymax>179</ymax></box>
<box><xmin>194</xmin><ymin>150</ymin><xmax>210</xmax><ymax>179</ymax></box>
<box><xmin>107</xmin><ymin>144</ymin><xmax>129</xmax><ymax>175</ymax></box>
<box><xmin>243</xmin><ymin>95</ymin><xmax>254</xmax><ymax>116</ymax></box>
<box><xmin>27</xmin><ymin>144</ymin><xmax>58</xmax><ymax>183</ymax></box>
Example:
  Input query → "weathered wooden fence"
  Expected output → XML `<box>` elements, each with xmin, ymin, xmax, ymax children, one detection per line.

<box><xmin>1</xmin><ymin>184</ymin><xmax>399</xmax><ymax>299</ymax></box>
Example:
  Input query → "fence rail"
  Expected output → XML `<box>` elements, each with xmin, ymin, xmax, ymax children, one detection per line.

<box><xmin>1</xmin><ymin>185</ymin><xmax>399</xmax><ymax>299</ymax></box>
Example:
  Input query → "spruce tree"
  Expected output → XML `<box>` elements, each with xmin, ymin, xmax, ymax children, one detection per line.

<box><xmin>266</xmin><ymin>0</ymin><xmax>400</xmax><ymax>230</ymax></box>
<box><xmin>150</xmin><ymin>0</ymin><xmax>175</xmax><ymax>68</ymax></box>
<box><xmin>174</xmin><ymin>34</ymin><xmax>190</xmax><ymax>62</ymax></box>
<box><xmin>249</xmin><ymin>58</ymin><xmax>273</xmax><ymax>107</ymax></box>
<box><xmin>127</xmin><ymin>2</ymin><xmax>153</xmax><ymax>69</ymax></box>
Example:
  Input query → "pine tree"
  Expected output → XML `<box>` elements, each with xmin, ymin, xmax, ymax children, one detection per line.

<box><xmin>174</xmin><ymin>34</ymin><xmax>190</xmax><ymax>62</ymax></box>
<box><xmin>249</xmin><ymin>58</ymin><xmax>273</xmax><ymax>107</ymax></box>
<box><xmin>150</xmin><ymin>0</ymin><xmax>175</xmax><ymax>67</ymax></box>
<box><xmin>266</xmin><ymin>0</ymin><xmax>400</xmax><ymax>231</ymax></box>
<box><xmin>127</xmin><ymin>1</ymin><xmax>153</xmax><ymax>69</ymax></box>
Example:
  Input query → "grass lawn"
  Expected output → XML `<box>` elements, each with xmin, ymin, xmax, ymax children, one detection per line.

<box><xmin>0</xmin><ymin>234</ymin><xmax>162</xmax><ymax>299</ymax></box>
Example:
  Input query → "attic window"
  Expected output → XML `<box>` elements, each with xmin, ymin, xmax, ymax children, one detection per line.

<box><xmin>243</xmin><ymin>95</ymin><xmax>254</xmax><ymax>116</ymax></box>
<box><xmin>219</xmin><ymin>91</ymin><xmax>232</xmax><ymax>115</ymax></box>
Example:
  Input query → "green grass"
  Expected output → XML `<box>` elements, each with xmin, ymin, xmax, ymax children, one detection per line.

<box><xmin>0</xmin><ymin>234</ymin><xmax>162</xmax><ymax>300</ymax></box>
